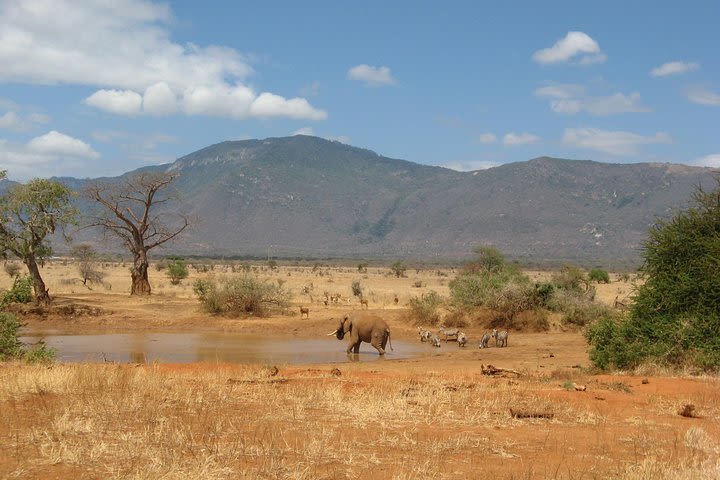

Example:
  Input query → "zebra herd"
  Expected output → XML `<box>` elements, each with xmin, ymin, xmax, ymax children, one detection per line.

<box><xmin>417</xmin><ymin>326</ymin><xmax>509</xmax><ymax>349</ymax></box>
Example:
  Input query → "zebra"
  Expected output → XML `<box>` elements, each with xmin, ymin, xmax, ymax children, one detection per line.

<box><xmin>457</xmin><ymin>331</ymin><xmax>467</xmax><ymax>347</ymax></box>
<box><xmin>417</xmin><ymin>327</ymin><xmax>432</xmax><ymax>342</ymax></box>
<box><xmin>492</xmin><ymin>328</ymin><xmax>508</xmax><ymax>347</ymax></box>
<box><xmin>438</xmin><ymin>325</ymin><xmax>459</xmax><ymax>342</ymax></box>
<box><xmin>479</xmin><ymin>331</ymin><xmax>490</xmax><ymax>349</ymax></box>
<box><xmin>430</xmin><ymin>334</ymin><xmax>441</xmax><ymax>347</ymax></box>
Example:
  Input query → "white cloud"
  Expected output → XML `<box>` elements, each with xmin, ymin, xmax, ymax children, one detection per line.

<box><xmin>0</xmin><ymin>132</ymin><xmax>100</xmax><ymax>179</ymax></box>
<box><xmin>650</xmin><ymin>61</ymin><xmax>699</xmax><ymax>77</ymax></box>
<box><xmin>692</xmin><ymin>154</ymin><xmax>720</xmax><ymax>168</ymax></box>
<box><xmin>27</xmin><ymin>131</ymin><xmax>100</xmax><ymax>159</ymax></box>
<box><xmin>0</xmin><ymin>0</ymin><xmax>325</xmax><ymax>120</ymax></box>
<box><xmin>347</xmin><ymin>64</ymin><xmax>397</xmax><ymax>87</ymax></box>
<box><xmin>532</xmin><ymin>31</ymin><xmax>605</xmax><ymax>65</ymax></box>
<box><xmin>562</xmin><ymin>128</ymin><xmax>670</xmax><ymax>156</ymax></box>
<box><xmin>478</xmin><ymin>133</ymin><xmax>497</xmax><ymax>144</ymax></box>
<box><xmin>250</xmin><ymin>93</ymin><xmax>327</xmax><ymax>120</ymax></box>
<box><xmin>686</xmin><ymin>87</ymin><xmax>720</xmax><ymax>106</ymax></box>
<box><xmin>143</xmin><ymin>82</ymin><xmax>178</xmax><ymax>116</ymax></box>
<box><xmin>0</xmin><ymin>110</ymin><xmax>51</xmax><ymax>131</ymax></box>
<box><xmin>293</xmin><ymin>127</ymin><xmax>314</xmax><ymax>136</ymax></box>
<box><xmin>84</xmin><ymin>89</ymin><xmax>143</xmax><ymax>115</ymax></box>
<box><xmin>503</xmin><ymin>132</ymin><xmax>540</xmax><ymax>146</ymax></box>
<box><xmin>442</xmin><ymin>160</ymin><xmax>501</xmax><ymax>171</ymax></box>
<box><xmin>535</xmin><ymin>85</ymin><xmax>650</xmax><ymax>115</ymax></box>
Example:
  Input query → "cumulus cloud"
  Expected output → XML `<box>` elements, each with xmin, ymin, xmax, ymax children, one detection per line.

<box><xmin>650</xmin><ymin>61</ymin><xmax>699</xmax><ymax>77</ymax></box>
<box><xmin>0</xmin><ymin>110</ymin><xmax>50</xmax><ymax>131</ymax></box>
<box><xmin>562</xmin><ymin>128</ymin><xmax>670</xmax><ymax>156</ymax></box>
<box><xmin>478</xmin><ymin>133</ymin><xmax>497</xmax><ymax>144</ymax></box>
<box><xmin>27</xmin><ymin>131</ymin><xmax>100</xmax><ymax>159</ymax></box>
<box><xmin>84</xmin><ymin>89</ymin><xmax>143</xmax><ymax>115</ymax></box>
<box><xmin>347</xmin><ymin>64</ymin><xmax>397</xmax><ymax>86</ymax></box>
<box><xmin>532</xmin><ymin>32</ymin><xmax>605</xmax><ymax>65</ymax></box>
<box><xmin>0</xmin><ymin>0</ymin><xmax>325</xmax><ymax>120</ymax></box>
<box><xmin>686</xmin><ymin>87</ymin><xmax>720</xmax><ymax>106</ymax></box>
<box><xmin>0</xmin><ymin>131</ymin><xmax>99</xmax><ymax>179</ymax></box>
<box><xmin>250</xmin><ymin>93</ymin><xmax>327</xmax><ymax>120</ymax></box>
<box><xmin>503</xmin><ymin>132</ymin><xmax>540</xmax><ymax>146</ymax></box>
<box><xmin>535</xmin><ymin>84</ymin><xmax>650</xmax><ymax>115</ymax></box>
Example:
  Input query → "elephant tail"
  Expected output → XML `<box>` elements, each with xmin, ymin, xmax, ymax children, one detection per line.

<box><xmin>387</xmin><ymin>328</ymin><xmax>394</xmax><ymax>351</ymax></box>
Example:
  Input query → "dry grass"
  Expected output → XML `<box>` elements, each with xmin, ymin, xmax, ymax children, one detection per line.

<box><xmin>2</xmin><ymin>363</ymin><xmax>719</xmax><ymax>479</ymax></box>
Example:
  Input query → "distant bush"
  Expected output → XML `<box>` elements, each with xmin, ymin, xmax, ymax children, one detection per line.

<box><xmin>193</xmin><ymin>275</ymin><xmax>291</xmax><ymax>317</ymax></box>
<box><xmin>167</xmin><ymin>259</ymin><xmax>189</xmax><ymax>285</ymax></box>
<box><xmin>268</xmin><ymin>260</ymin><xmax>278</xmax><ymax>270</ymax></box>
<box><xmin>551</xmin><ymin>265</ymin><xmax>588</xmax><ymax>292</ymax></box>
<box><xmin>390</xmin><ymin>260</ymin><xmax>407</xmax><ymax>278</ymax></box>
<box><xmin>3</xmin><ymin>262</ymin><xmax>21</xmax><ymax>278</ymax></box>
<box><xmin>588</xmin><ymin>268</ymin><xmax>610</xmax><ymax>284</ymax></box>
<box><xmin>408</xmin><ymin>291</ymin><xmax>444</xmax><ymax>326</ymax></box>
<box><xmin>449</xmin><ymin>268</ymin><xmax>527</xmax><ymax>309</ymax></box>
<box><xmin>351</xmin><ymin>280</ymin><xmax>363</xmax><ymax>297</ymax></box>
<box><xmin>464</xmin><ymin>246</ymin><xmax>506</xmax><ymax>274</ymax></box>
<box><xmin>357</xmin><ymin>263</ymin><xmax>368</xmax><ymax>273</ymax></box>
<box><xmin>1</xmin><ymin>275</ymin><xmax>33</xmax><ymax>307</ymax></box>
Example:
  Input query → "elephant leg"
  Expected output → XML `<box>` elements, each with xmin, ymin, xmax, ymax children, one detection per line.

<box><xmin>371</xmin><ymin>334</ymin><xmax>386</xmax><ymax>355</ymax></box>
<box><xmin>353</xmin><ymin>342</ymin><xmax>360</xmax><ymax>354</ymax></box>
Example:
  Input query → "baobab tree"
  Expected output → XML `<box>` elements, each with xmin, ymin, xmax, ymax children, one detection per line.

<box><xmin>85</xmin><ymin>172</ymin><xmax>189</xmax><ymax>295</ymax></box>
<box><xmin>0</xmin><ymin>174</ymin><xmax>77</xmax><ymax>303</ymax></box>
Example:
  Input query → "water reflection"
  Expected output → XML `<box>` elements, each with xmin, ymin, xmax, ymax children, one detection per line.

<box><xmin>19</xmin><ymin>332</ymin><xmax>433</xmax><ymax>365</ymax></box>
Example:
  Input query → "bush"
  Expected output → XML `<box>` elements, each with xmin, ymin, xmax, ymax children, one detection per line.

<box><xmin>390</xmin><ymin>260</ymin><xmax>406</xmax><ymax>278</ymax></box>
<box><xmin>351</xmin><ymin>280</ymin><xmax>363</xmax><ymax>297</ymax></box>
<box><xmin>587</xmin><ymin>178</ymin><xmax>720</xmax><ymax>371</ymax></box>
<box><xmin>3</xmin><ymin>262</ymin><xmax>21</xmax><ymax>278</ymax></box>
<box><xmin>449</xmin><ymin>268</ymin><xmax>527</xmax><ymax>308</ymax></box>
<box><xmin>588</xmin><ymin>268</ymin><xmax>610</xmax><ymax>284</ymax></box>
<box><xmin>167</xmin><ymin>259</ymin><xmax>189</xmax><ymax>285</ymax></box>
<box><xmin>357</xmin><ymin>263</ymin><xmax>368</xmax><ymax>273</ymax></box>
<box><xmin>193</xmin><ymin>275</ymin><xmax>291</xmax><ymax>317</ymax></box>
<box><xmin>408</xmin><ymin>291</ymin><xmax>444</xmax><ymax>326</ymax></box>
<box><xmin>0</xmin><ymin>312</ymin><xmax>23</xmax><ymax>360</ymax></box>
<box><xmin>24</xmin><ymin>342</ymin><xmax>56</xmax><ymax>363</ymax></box>
<box><xmin>464</xmin><ymin>246</ymin><xmax>505</xmax><ymax>274</ymax></box>
<box><xmin>551</xmin><ymin>265</ymin><xmax>588</xmax><ymax>292</ymax></box>
<box><xmin>1</xmin><ymin>275</ymin><xmax>33</xmax><ymax>306</ymax></box>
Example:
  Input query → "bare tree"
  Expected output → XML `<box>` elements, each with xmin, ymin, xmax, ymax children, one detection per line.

<box><xmin>85</xmin><ymin>172</ymin><xmax>189</xmax><ymax>295</ymax></box>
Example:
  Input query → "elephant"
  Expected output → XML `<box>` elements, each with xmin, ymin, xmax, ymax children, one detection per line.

<box><xmin>327</xmin><ymin>313</ymin><xmax>393</xmax><ymax>355</ymax></box>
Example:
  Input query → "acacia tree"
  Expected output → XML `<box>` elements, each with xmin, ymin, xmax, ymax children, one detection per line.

<box><xmin>0</xmin><ymin>175</ymin><xmax>77</xmax><ymax>303</ymax></box>
<box><xmin>85</xmin><ymin>172</ymin><xmax>189</xmax><ymax>295</ymax></box>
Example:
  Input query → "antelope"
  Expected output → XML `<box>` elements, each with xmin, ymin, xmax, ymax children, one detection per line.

<box><xmin>359</xmin><ymin>297</ymin><xmax>369</xmax><ymax>308</ymax></box>
<box><xmin>300</xmin><ymin>306</ymin><xmax>310</xmax><ymax>319</ymax></box>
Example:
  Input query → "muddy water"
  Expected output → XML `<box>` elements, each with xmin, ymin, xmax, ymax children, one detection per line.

<box><xmin>20</xmin><ymin>332</ymin><xmax>435</xmax><ymax>365</ymax></box>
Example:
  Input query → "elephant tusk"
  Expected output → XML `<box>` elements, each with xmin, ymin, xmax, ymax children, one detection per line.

<box><xmin>326</xmin><ymin>330</ymin><xmax>338</xmax><ymax>336</ymax></box>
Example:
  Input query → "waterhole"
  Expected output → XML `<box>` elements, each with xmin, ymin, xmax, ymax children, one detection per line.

<box><xmin>20</xmin><ymin>332</ymin><xmax>436</xmax><ymax>365</ymax></box>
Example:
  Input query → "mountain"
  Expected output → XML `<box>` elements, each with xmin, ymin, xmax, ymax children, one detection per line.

<box><xmin>16</xmin><ymin>135</ymin><xmax>716</xmax><ymax>263</ymax></box>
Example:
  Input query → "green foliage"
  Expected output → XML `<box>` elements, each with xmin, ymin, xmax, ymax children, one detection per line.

<box><xmin>551</xmin><ymin>265</ymin><xmax>588</xmax><ymax>292</ymax></box>
<box><xmin>357</xmin><ymin>262</ymin><xmax>368</xmax><ymax>273</ymax></box>
<box><xmin>1</xmin><ymin>275</ymin><xmax>33</xmax><ymax>307</ymax></box>
<box><xmin>390</xmin><ymin>260</ymin><xmax>406</xmax><ymax>278</ymax></box>
<box><xmin>588</xmin><ymin>268</ymin><xmax>610</xmax><ymax>284</ymax></box>
<box><xmin>587</xmin><ymin>178</ymin><xmax>720</xmax><ymax>370</ymax></box>
<box><xmin>408</xmin><ymin>291</ymin><xmax>444</xmax><ymax>326</ymax></box>
<box><xmin>24</xmin><ymin>342</ymin><xmax>56</xmax><ymax>363</ymax></box>
<box><xmin>351</xmin><ymin>280</ymin><xmax>363</xmax><ymax>297</ymax></box>
<box><xmin>449</xmin><ymin>267</ymin><xmax>527</xmax><ymax>309</ymax></box>
<box><xmin>166</xmin><ymin>259</ymin><xmax>189</xmax><ymax>285</ymax></box>
<box><xmin>193</xmin><ymin>275</ymin><xmax>291</xmax><ymax>317</ymax></box>
<box><xmin>0</xmin><ymin>312</ymin><xmax>23</xmax><ymax>360</ymax></box>
<box><xmin>465</xmin><ymin>246</ymin><xmax>506</xmax><ymax>273</ymax></box>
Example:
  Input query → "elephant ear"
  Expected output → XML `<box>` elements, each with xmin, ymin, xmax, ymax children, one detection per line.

<box><xmin>343</xmin><ymin>315</ymin><xmax>353</xmax><ymax>334</ymax></box>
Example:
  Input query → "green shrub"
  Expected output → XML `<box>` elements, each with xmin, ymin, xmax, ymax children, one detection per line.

<box><xmin>167</xmin><ymin>259</ymin><xmax>189</xmax><ymax>285</ymax></box>
<box><xmin>193</xmin><ymin>275</ymin><xmax>290</xmax><ymax>317</ymax></box>
<box><xmin>464</xmin><ymin>246</ymin><xmax>506</xmax><ymax>274</ymax></box>
<box><xmin>588</xmin><ymin>268</ymin><xmax>610</xmax><ymax>284</ymax></box>
<box><xmin>1</xmin><ymin>275</ymin><xmax>33</xmax><ymax>307</ymax></box>
<box><xmin>587</xmin><ymin>179</ymin><xmax>720</xmax><ymax>371</ymax></box>
<box><xmin>552</xmin><ymin>265</ymin><xmax>588</xmax><ymax>292</ymax></box>
<box><xmin>408</xmin><ymin>291</ymin><xmax>444</xmax><ymax>326</ymax></box>
<box><xmin>24</xmin><ymin>342</ymin><xmax>56</xmax><ymax>363</ymax></box>
<box><xmin>351</xmin><ymin>280</ymin><xmax>363</xmax><ymax>297</ymax></box>
<box><xmin>0</xmin><ymin>312</ymin><xmax>23</xmax><ymax>360</ymax></box>
<box><xmin>449</xmin><ymin>268</ymin><xmax>527</xmax><ymax>308</ymax></box>
<box><xmin>390</xmin><ymin>260</ymin><xmax>407</xmax><ymax>278</ymax></box>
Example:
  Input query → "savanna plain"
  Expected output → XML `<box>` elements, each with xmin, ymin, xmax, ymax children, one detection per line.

<box><xmin>1</xmin><ymin>262</ymin><xmax>719</xmax><ymax>479</ymax></box>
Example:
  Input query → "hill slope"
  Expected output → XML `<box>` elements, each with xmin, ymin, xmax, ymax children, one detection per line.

<box><xmin>26</xmin><ymin>135</ymin><xmax>716</xmax><ymax>262</ymax></box>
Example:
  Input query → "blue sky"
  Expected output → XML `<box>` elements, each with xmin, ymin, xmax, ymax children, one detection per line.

<box><xmin>0</xmin><ymin>0</ymin><xmax>718</xmax><ymax>180</ymax></box>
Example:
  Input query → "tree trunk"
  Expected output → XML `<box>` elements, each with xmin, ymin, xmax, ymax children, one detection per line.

<box><xmin>130</xmin><ymin>250</ymin><xmax>151</xmax><ymax>295</ymax></box>
<box><xmin>25</xmin><ymin>255</ymin><xmax>50</xmax><ymax>304</ymax></box>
